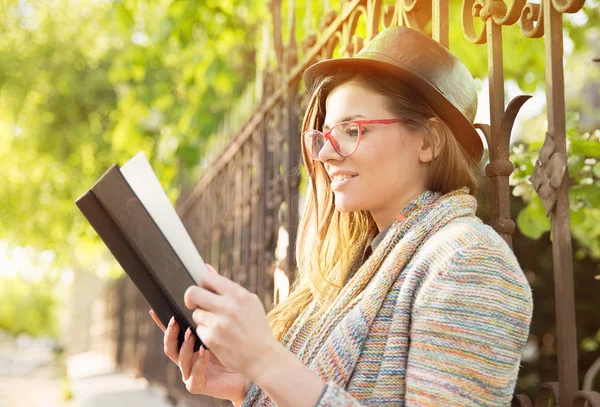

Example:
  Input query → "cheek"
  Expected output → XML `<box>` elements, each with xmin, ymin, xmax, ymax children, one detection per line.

<box><xmin>332</xmin><ymin>134</ymin><xmax>421</xmax><ymax>212</ymax></box>
<box><xmin>358</xmin><ymin>136</ymin><xmax>418</xmax><ymax>184</ymax></box>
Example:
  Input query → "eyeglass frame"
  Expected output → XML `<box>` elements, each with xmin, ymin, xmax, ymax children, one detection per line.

<box><xmin>303</xmin><ymin>118</ymin><xmax>409</xmax><ymax>161</ymax></box>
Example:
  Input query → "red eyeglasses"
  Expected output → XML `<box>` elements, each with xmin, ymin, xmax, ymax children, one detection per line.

<box><xmin>303</xmin><ymin>118</ymin><xmax>408</xmax><ymax>161</ymax></box>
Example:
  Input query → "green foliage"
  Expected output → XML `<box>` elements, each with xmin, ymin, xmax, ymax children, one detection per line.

<box><xmin>581</xmin><ymin>329</ymin><xmax>600</xmax><ymax>352</ymax></box>
<box><xmin>1</xmin><ymin>1</ymin><xmax>126</xmax><ymax>268</ymax></box>
<box><xmin>0</xmin><ymin>244</ymin><xmax>64</xmax><ymax>338</ymax></box>
<box><xmin>107</xmin><ymin>0</ymin><xmax>267</xmax><ymax>167</ymax></box>
<box><xmin>507</xmin><ymin>0</ymin><xmax>600</xmax><ymax>260</ymax></box>
<box><xmin>516</xmin><ymin>195</ymin><xmax>551</xmax><ymax>240</ymax></box>
<box><xmin>0</xmin><ymin>0</ymin><xmax>266</xmax><ymax>337</ymax></box>
<box><xmin>0</xmin><ymin>275</ymin><xmax>59</xmax><ymax>337</ymax></box>
<box><xmin>0</xmin><ymin>0</ymin><xmax>265</xmax><ymax>271</ymax></box>
<box><xmin>511</xmin><ymin>124</ymin><xmax>600</xmax><ymax>259</ymax></box>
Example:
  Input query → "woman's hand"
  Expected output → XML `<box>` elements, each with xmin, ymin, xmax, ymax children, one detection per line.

<box><xmin>149</xmin><ymin>266</ymin><xmax>253</xmax><ymax>405</ymax></box>
<box><xmin>150</xmin><ymin>309</ymin><xmax>250</xmax><ymax>405</ymax></box>
<box><xmin>183</xmin><ymin>264</ymin><xmax>286</xmax><ymax>383</ymax></box>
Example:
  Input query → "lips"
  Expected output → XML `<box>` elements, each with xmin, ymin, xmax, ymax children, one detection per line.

<box><xmin>331</xmin><ymin>174</ymin><xmax>358</xmax><ymax>183</ymax></box>
<box><xmin>330</xmin><ymin>174</ymin><xmax>358</xmax><ymax>190</ymax></box>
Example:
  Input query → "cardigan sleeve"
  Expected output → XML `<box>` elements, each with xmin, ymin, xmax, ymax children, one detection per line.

<box><xmin>314</xmin><ymin>243</ymin><xmax>533</xmax><ymax>407</ymax></box>
<box><xmin>404</xmin><ymin>243</ymin><xmax>533</xmax><ymax>406</ymax></box>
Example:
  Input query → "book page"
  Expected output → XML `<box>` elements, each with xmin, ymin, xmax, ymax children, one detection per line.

<box><xmin>121</xmin><ymin>152</ymin><xmax>208</xmax><ymax>285</ymax></box>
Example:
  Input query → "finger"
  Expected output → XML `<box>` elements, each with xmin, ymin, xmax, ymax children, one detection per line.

<box><xmin>178</xmin><ymin>328</ymin><xmax>195</xmax><ymax>381</ymax></box>
<box><xmin>149</xmin><ymin>309</ymin><xmax>167</xmax><ymax>332</ymax></box>
<box><xmin>164</xmin><ymin>317</ymin><xmax>180</xmax><ymax>364</ymax></box>
<box><xmin>195</xmin><ymin>325</ymin><xmax>211</xmax><ymax>349</ymax></box>
<box><xmin>199</xmin><ymin>270</ymin><xmax>236</xmax><ymax>296</ymax></box>
<box><xmin>189</xmin><ymin>346</ymin><xmax>210</xmax><ymax>387</ymax></box>
<box><xmin>184</xmin><ymin>285</ymin><xmax>225</xmax><ymax>312</ymax></box>
<box><xmin>192</xmin><ymin>308</ymin><xmax>212</xmax><ymax>327</ymax></box>
<box><xmin>190</xmin><ymin>350</ymin><xmax>200</xmax><ymax>368</ymax></box>
<box><xmin>206</xmin><ymin>264</ymin><xmax>218</xmax><ymax>274</ymax></box>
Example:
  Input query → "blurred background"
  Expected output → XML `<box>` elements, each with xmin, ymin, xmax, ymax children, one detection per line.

<box><xmin>0</xmin><ymin>0</ymin><xmax>599</xmax><ymax>406</ymax></box>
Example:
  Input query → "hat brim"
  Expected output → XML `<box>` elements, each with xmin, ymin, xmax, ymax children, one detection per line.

<box><xmin>303</xmin><ymin>57</ymin><xmax>484</xmax><ymax>163</ymax></box>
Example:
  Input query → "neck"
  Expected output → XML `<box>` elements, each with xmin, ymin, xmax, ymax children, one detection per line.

<box><xmin>370</xmin><ymin>188</ymin><xmax>427</xmax><ymax>232</ymax></box>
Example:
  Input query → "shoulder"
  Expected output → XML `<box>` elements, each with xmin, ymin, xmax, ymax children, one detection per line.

<box><xmin>412</xmin><ymin>215</ymin><xmax>532</xmax><ymax>308</ymax></box>
<box><xmin>415</xmin><ymin>215</ymin><xmax>519</xmax><ymax>270</ymax></box>
<box><xmin>421</xmin><ymin>215</ymin><xmax>510</xmax><ymax>252</ymax></box>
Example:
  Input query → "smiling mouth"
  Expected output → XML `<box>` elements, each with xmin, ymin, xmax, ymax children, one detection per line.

<box><xmin>331</xmin><ymin>174</ymin><xmax>358</xmax><ymax>182</ymax></box>
<box><xmin>330</xmin><ymin>174</ymin><xmax>358</xmax><ymax>189</ymax></box>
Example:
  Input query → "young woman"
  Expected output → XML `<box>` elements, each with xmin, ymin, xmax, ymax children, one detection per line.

<box><xmin>150</xmin><ymin>26</ymin><xmax>533</xmax><ymax>407</ymax></box>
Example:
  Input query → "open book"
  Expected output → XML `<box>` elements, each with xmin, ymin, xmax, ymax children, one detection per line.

<box><xmin>76</xmin><ymin>152</ymin><xmax>209</xmax><ymax>351</ymax></box>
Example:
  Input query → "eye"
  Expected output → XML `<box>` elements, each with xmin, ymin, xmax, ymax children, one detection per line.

<box><xmin>341</xmin><ymin>122</ymin><xmax>359</xmax><ymax>138</ymax></box>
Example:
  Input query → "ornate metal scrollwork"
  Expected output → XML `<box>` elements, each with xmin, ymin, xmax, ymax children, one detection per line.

<box><xmin>570</xmin><ymin>390</ymin><xmax>600</xmax><ymax>407</ymax></box>
<box><xmin>319</xmin><ymin>9</ymin><xmax>338</xmax><ymax>31</ymax></box>
<box><xmin>535</xmin><ymin>382</ymin><xmax>561</xmax><ymax>406</ymax></box>
<box><xmin>400</xmin><ymin>0</ymin><xmax>431</xmax><ymax>31</ymax></box>
<box><xmin>472</xmin><ymin>95</ymin><xmax>532</xmax><ymax>162</ymax></box>
<box><xmin>302</xmin><ymin>33</ymin><xmax>318</xmax><ymax>55</ymax></box>
<box><xmin>552</xmin><ymin>0</ymin><xmax>585</xmax><ymax>13</ymax></box>
<box><xmin>475</xmin><ymin>95</ymin><xmax>531</xmax><ymax>237</ymax></box>
<box><xmin>462</xmin><ymin>0</ymin><xmax>487</xmax><ymax>44</ymax></box>
<box><xmin>462</xmin><ymin>0</ymin><xmax>583</xmax><ymax>44</ymax></box>
<box><xmin>382</xmin><ymin>4</ymin><xmax>396</xmax><ymax>28</ymax></box>
<box><xmin>529</xmin><ymin>131</ymin><xmax>568</xmax><ymax>215</ymax></box>
<box><xmin>521</xmin><ymin>0</ymin><xmax>585</xmax><ymax>38</ymax></box>
<box><xmin>462</xmin><ymin>0</ymin><xmax>528</xmax><ymax>44</ymax></box>
<box><xmin>520</xmin><ymin>1</ymin><xmax>544</xmax><ymax>38</ymax></box>
<box><xmin>512</xmin><ymin>393</ymin><xmax>533</xmax><ymax>407</ymax></box>
<box><xmin>515</xmin><ymin>383</ymin><xmax>600</xmax><ymax>407</ymax></box>
<box><xmin>502</xmin><ymin>95</ymin><xmax>533</xmax><ymax>143</ymax></box>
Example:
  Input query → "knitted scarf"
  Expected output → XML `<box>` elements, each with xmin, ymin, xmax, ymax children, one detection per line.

<box><xmin>242</xmin><ymin>188</ymin><xmax>477</xmax><ymax>406</ymax></box>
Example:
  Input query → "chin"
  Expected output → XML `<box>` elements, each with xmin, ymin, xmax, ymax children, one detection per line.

<box><xmin>333</xmin><ymin>194</ymin><xmax>365</xmax><ymax>213</ymax></box>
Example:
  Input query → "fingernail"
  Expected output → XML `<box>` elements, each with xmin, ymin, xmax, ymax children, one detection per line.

<box><xmin>184</xmin><ymin>327</ymin><xmax>191</xmax><ymax>342</ymax></box>
<box><xmin>168</xmin><ymin>317</ymin><xmax>175</xmax><ymax>328</ymax></box>
<box><xmin>199</xmin><ymin>346</ymin><xmax>205</xmax><ymax>357</ymax></box>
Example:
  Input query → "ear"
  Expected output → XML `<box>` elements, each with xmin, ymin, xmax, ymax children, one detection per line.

<box><xmin>418</xmin><ymin>118</ymin><xmax>443</xmax><ymax>164</ymax></box>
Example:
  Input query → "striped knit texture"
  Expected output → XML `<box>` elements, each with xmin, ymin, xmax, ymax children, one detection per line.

<box><xmin>241</xmin><ymin>189</ymin><xmax>533</xmax><ymax>407</ymax></box>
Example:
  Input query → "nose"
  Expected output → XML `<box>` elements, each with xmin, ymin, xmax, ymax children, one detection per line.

<box><xmin>318</xmin><ymin>136</ymin><xmax>344</xmax><ymax>162</ymax></box>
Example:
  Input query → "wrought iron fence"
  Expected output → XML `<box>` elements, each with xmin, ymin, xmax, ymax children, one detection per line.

<box><xmin>99</xmin><ymin>0</ymin><xmax>600</xmax><ymax>406</ymax></box>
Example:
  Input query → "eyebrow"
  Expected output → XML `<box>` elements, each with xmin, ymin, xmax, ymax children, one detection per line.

<box><xmin>322</xmin><ymin>114</ymin><xmax>366</xmax><ymax>131</ymax></box>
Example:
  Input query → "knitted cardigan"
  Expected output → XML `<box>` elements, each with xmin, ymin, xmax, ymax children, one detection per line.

<box><xmin>242</xmin><ymin>189</ymin><xmax>533</xmax><ymax>406</ymax></box>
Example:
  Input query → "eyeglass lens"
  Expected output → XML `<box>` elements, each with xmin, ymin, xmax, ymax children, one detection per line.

<box><xmin>305</xmin><ymin>122</ymin><xmax>360</xmax><ymax>160</ymax></box>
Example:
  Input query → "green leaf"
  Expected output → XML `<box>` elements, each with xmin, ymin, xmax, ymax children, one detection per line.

<box><xmin>581</xmin><ymin>337</ymin><xmax>599</xmax><ymax>352</ymax></box>
<box><xmin>570</xmin><ymin>208</ymin><xmax>586</xmax><ymax>227</ymax></box>
<box><xmin>571</xmin><ymin>139</ymin><xmax>600</xmax><ymax>158</ymax></box>
<box><xmin>568</xmin><ymin>155</ymin><xmax>585</xmax><ymax>175</ymax></box>
<box><xmin>116</xmin><ymin>4</ymin><xmax>135</xmax><ymax>34</ymax></box>
<box><xmin>570</xmin><ymin>184</ymin><xmax>600</xmax><ymax>208</ymax></box>
<box><xmin>516</xmin><ymin>197</ymin><xmax>551</xmax><ymax>239</ymax></box>
<box><xmin>178</xmin><ymin>143</ymin><xmax>200</xmax><ymax>166</ymax></box>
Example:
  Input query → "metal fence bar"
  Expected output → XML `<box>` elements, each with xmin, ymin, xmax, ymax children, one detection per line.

<box><xmin>543</xmin><ymin>0</ymin><xmax>580</xmax><ymax>403</ymax></box>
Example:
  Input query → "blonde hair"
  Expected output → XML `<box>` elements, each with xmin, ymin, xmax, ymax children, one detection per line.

<box><xmin>267</xmin><ymin>70</ymin><xmax>479</xmax><ymax>341</ymax></box>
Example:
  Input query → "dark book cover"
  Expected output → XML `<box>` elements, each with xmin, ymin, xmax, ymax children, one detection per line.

<box><xmin>76</xmin><ymin>165</ymin><xmax>203</xmax><ymax>351</ymax></box>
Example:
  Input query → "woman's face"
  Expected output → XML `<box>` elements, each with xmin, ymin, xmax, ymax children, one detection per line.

<box><xmin>319</xmin><ymin>82</ymin><xmax>431</xmax><ymax>229</ymax></box>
